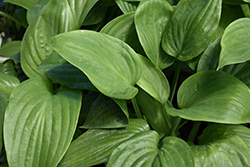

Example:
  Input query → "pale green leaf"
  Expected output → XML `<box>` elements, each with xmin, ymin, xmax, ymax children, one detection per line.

<box><xmin>58</xmin><ymin>119</ymin><xmax>150</xmax><ymax>167</ymax></box>
<box><xmin>21</xmin><ymin>0</ymin><xmax>98</xmax><ymax>77</ymax></box>
<box><xmin>107</xmin><ymin>131</ymin><xmax>159</xmax><ymax>167</ymax></box>
<box><xmin>191</xmin><ymin>124</ymin><xmax>250</xmax><ymax>166</ymax></box>
<box><xmin>49</xmin><ymin>30</ymin><xmax>142</xmax><ymax>99</ymax></box>
<box><xmin>218</xmin><ymin>18</ymin><xmax>250</xmax><ymax>69</ymax></box>
<box><xmin>162</xmin><ymin>0</ymin><xmax>221</xmax><ymax>61</ymax></box>
<box><xmin>168</xmin><ymin>70</ymin><xmax>250</xmax><ymax>124</ymax></box>
<box><xmin>4</xmin><ymin>76</ymin><xmax>82</xmax><ymax>167</ymax></box>
<box><xmin>135</xmin><ymin>0</ymin><xmax>175</xmax><ymax>69</ymax></box>
<box><xmin>0</xmin><ymin>72</ymin><xmax>19</xmax><ymax>100</ymax></box>
<box><xmin>0</xmin><ymin>41</ymin><xmax>21</xmax><ymax>57</ymax></box>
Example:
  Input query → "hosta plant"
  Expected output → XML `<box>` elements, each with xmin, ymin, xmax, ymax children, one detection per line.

<box><xmin>1</xmin><ymin>0</ymin><xmax>250</xmax><ymax>166</ymax></box>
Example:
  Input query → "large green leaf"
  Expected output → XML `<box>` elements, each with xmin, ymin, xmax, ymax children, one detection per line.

<box><xmin>114</xmin><ymin>0</ymin><xmax>139</xmax><ymax>13</ymax></box>
<box><xmin>58</xmin><ymin>119</ymin><xmax>150</xmax><ymax>167</ymax></box>
<box><xmin>162</xmin><ymin>0</ymin><xmax>221</xmax><ymax>61</ymax></box>
<box><xmin>191</xmin><ymin>124</ymin><xmax>250</xmax><ymax>166</ymax></box>
<box><xmin>100</xmin><ymin>12</ymin><xmax>145</xmax><ymax>56</ymax></box>
<box><xmin>107</xmin><ymin>130</ymin><xmax>159</xmax><ymax>167</ymax></box>
<box><xmin>4</xmin><ymin>0</ymin><xmax>39</xmax><ymax>9</ymax></box>
<box><xmin>0</xmin><ymin>72</ymin><xmax>20</xmax><ymax>100</ymax></box>
<box><xmin>136</xmin><ymin>88</ymin><xmax>171</xmax><ymax>136</ymax></box>
<box><xmin>168</xmin><ymin>70</ymin><xmax>250</xmax><ymax>124</ymax></box>
<box><xmin>135</xmin><ymin>0</ymin><xmax>175</xmax><ymax>69</ymax></box>
<box><xmin>0</xmin><ymin>41</ymin><xmax>21</xmax><ymax>57</ymax></box>
<box><xmin>49</xmin><ymin>30</ymin><xmax>142</xmax><ymax>99</ymax></box>
<box><xmin>21</xmin><ymin>0</ymin><xmax>98</xmax><ymax>78</ymax></box>
<box><xmin>153</xmin><ymin>137</ymin><xmax>194</xmax><ymax>167</ymax></box>
<box><xmin>80</xmin><ymin>93</ymin><xmax>128</xmax><ymax>129</ymax></box>
<box><xmin>38</xmin><ymin>52</ymin><xmax>95</xmax><ymax>90</ymax></box>
<box><xmin>137</xmin><ymin>55</ymin><xmax>170</xmax><ymax>105</ymax></box>
<box><xmin>0</xmin><ymin>95</ymin><xmax>7</xmax><ymax>151</ymax></box>
<box><xmin>4</xmin><ymin>76</ymin><xmax>82</xmax><ymax>167</ymax></box>
<box><xmin>218</xmin><ymin>18</ymin><xmax>250</xmax><ymax>69</ymax></box>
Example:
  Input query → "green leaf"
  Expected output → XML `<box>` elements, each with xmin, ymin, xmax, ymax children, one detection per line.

<box><xmin>0</xmin><ymin>59</ymin><xmax>17</xmax><ymax>76</ymax></box>
<box><xmin>218</xmin><ymin>18</ymin><xmax>250</xmax><ymax>69</ymax></box>
<box><xmin>21</xmin><ymin>0</ymin><xmax>98</xmax><ymax>78</ymax></box>
<box><xmin>80</xmin><ymin>93</ymin><xmax>128</xmax><ymax>129</ymax></box>
<box><xmin>0</xmin><ymin>41</ymin><xmax>21</xmax><ymax>57</ymax></box>
<box><xmin>38</xmin><ymin>52</ymin><xmax>95</xmax><ymax>90</ymax></box>
<box><xmin>15</xmin><ymin>8</ymin><xmax>28</xmax><ymax>28</ymax></box>
<box><xmin>136</xmin><ymin>88</ymin><xmax>171</xmax><ymax>135</ymax></box>
<box><xmin>107</xmin><ymin>130</ymin><xmax>159</xmax><ymax>167</ymax></box>
<box><xmin>49</xmin><ymin>30</ymin><xmax>142</xmax><ymax>99</ymax></box>
<box><xmin>191</xmin><ymin>124</ymin><xmax>250</xmax><ymax>166</ymax></box>
<box><xmin>4</xmin><ymin>0</ymin><xmax>39</xmax><ymax>9</ymax></box>
<box><xmin>58</xmin><ymin>119</ymin><xmax>150</xmax><ymax>167</ymax></box>
<box><xmin>162</xmin><ymin>0</ymin><xmax>221</xmax><ymax>61</ymax></box>
<box><xmin>100</xmin><ymin>12</ymin><xmax>145</xmax><ymax>56</ymax></box>
<box><xmin>137</xmin><ymin>55</ymin><xmax>170</xmax><ymax>105</ymax></box>
<box><xmin>135</xmin><ymin>0</ymin><xmax>175</xmax><ymax>69</ymax></box>
<box><xmin>0</xmin><ymin>72</ymin><xmax>19</xmax><ymax>100</ymax></box>
<box><xmin>168</xmin><ymin>70</ymin><xmax>250</xmax><ymax>124</ymax></box>
<box><xmin>222</xmin><ymin>0</ymin><xmax>247</xmax><ymax>5</ymax></box>
<box><xmin>153</xmin><ymin>137</ymin><xmax>194</xmax><ymax>167</ymax></box>
<box><xmin>114</xmin><ymin>0</ymin><xmax>139</xmax><ymax>13</ymax></box>
<box><xmin>4</xmin><ymin>76</ymin><xmax>82</xmax><ymax>167</ymax></box>
<box><xmin>0</xmin><ymin>95</ymin><xmax>7</xmax><ymax>151</ymax></box>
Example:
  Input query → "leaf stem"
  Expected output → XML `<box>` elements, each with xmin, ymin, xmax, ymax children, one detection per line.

<box><xmin>0</xmin><ymin>11</ymin><xmax>21</xmax><ymax>25</ymax></box>
<box><xmin>131</xmin><ymin>97</ymin><xmax>143</xmax><ymax>119</ymax></box>
<box><xmin>168</xmin><ymin>117</ymin><xmax>181</xmax><ymax>136</ymax></box>
<box><xmin>169</xmin><ymin>60</ymin><xmax>181</xmax><ymax>103</ymax></box>
<box><xmin>187</xmin><ymin>121</ymin><xmax>201</xmax><ymax>142</ymax></box>
<box><xmin>241</xmin><ymin>4</ymin><xmax>250</xmax><ymax>18</ymax></box>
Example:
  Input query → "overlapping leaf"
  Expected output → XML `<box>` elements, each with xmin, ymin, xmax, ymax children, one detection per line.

<box><xmin>0</xmin><ymin>41</ymin><xmax>21</xmax><ymax>57</ymax></box>
<box><xmin>21</xmin><ymin>0</ymin><xmax>98</xmax><ymax>77</ymax></box>
<box><xmin>114</xmin><ymin>0</ymin><xmax>139</xmax><ymax>13</ymax></box>
<box><xmin>218</xmin><ymin>18</ymin><xmax>250</xmax><ymax>69</ymax></box>
<box><xmin>5</xmin><ymin>0</ymin><xmax>39</xmax><ymax>9</ymax></box>
<box><xmin>168</xmin><ymin>70</ymin><xmax>250</xmax><ymax>123</ymax></box>
<box><xmin>0</xmin><ymin>95</ymin><xmax>6</xmax><ymax>151</ymax></box>
<box><xmin>58</xmin><ymin>119</ymin><xmax>150</xmax><ymax>167</ymax></box>
<box><xmin>0</xmin><ymin>72</ymin><xmax>19</xmax><ymax>100</ymax></box>
<box><xmin>4</xmin><ymin>76</ymin><xmax>82</xmax><ymax>167</ymax></box>
<box><xmin>135</xmin><ymin>0</ymin><xmax>175</xmax><ymax>69</ymax></box>
<box><xmin>191</xmin><ymin>124</ymin><xmax>250</xmax><ymax>166</ymax></box>
<box><xmin>0</xmin><ymin>59</ymin><xmax>16</xmax><ymax>76</ymax></box>
<box><xmin>162</xmin><ymin>0</ymin><xmax>221</xmax><ymax>61</ymax></box>
<box><xmin>49</xmin><ymin>30</ymin><xmax>142</xmax><ymax>99</ymax></box>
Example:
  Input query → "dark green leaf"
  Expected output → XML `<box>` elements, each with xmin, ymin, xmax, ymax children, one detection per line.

<box><xmin>0</xmin><ymin>41</ymin><xmax>21</xmax><ymax>57</ymax></box>
<box><xmin>0</xmin><ymin>59</ymin><xmax>17</xmax><ymax>76</ymax></box>
<box><xmin>114</xmin><ymin>0</ymin><xmax>139</xmax><ymax>13</ymax></box>
<box><xmin>58</xmin><ymin>119</ymin><xmax>150</xmax><ymax>167</ymax></box>
<box><xmin>21</xmin><ymin>0</ymin><xmax>98</xmax><ymax>77</ymax></box>
<box><xmin>107</xmin><ymin>131</ymin><xmax>159</xmax><ymax>167</ymax></box>
<box><xmin>81</xmin><ymin>93</ymin><xmax>128</xmax><ymax>129</ymax></box>
<box><xmin>135</xmin><ymin>0</ymin><xmax>175</xmax><ymax>69</ymax></box>
<box><xmin>100</xmin><ymin>12</ymin><xmax>145</xmax><ymax>56</ymax></box>
<box><xmin>15</xmin><ymin>8</ymin><xmax>28</xmax><ymax>28</ymax></box>
<box><xmin>222</xmin><ymin>0</ymin><xmax>247</xmax><ymax>5</ymax></box>
<box><xmin>191</xmin><ymin>124</ymin><xmax>250</xmax><ymax>166</ymax></box>
<box><xmin>38</xmin><ymin>52</ymin><xmax>95</xmax><ymax>90</ymax></box>
<box><xmin>162</xmin><ymin>0</ymin><xmax>221</xmax><ymax>61</ymax></box>
<box><xmin>0</xmin><ymin>95</ymin><xmax>6</xmax><ymax>151</ymax></box>
<box><xmin>49</xmin><ymin>30</ymin><xmax>142</xmax><ymax>99</ymax></box>
<box><xmin>0</xmin><ymin>72</ymin><xmax>19</xmax><ymax>100</ymax></box>
<box><xmin>153</xmin><ymin>137</ymin><xmax>194</xmax><ymax>167</ymax></box>
<box><xmin>4</xmin><ymin>0</ymin><xmax>39</xmax><ymax>9</ymax></box>
<box><xmin>4</xmin><ymin>76</ymin><xmax>82</xmax><ymax>167</ymax></box>
<box><xmin>218</xmin><ymin>18</ymin><xmax>250</xmax><ymax>69</ymax></box>
<box><xmin>168</xmin><ymin>70</ymin><xmax>250</xmax><ymax>124</ymax></box>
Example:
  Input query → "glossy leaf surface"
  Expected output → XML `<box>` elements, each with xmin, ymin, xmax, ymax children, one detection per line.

<box><xmin>153</xmin><ymin>137</ymin><xmax>194</xmax><ymax>167</ymax></box>
<box><xmin>191</xmin><ymin>124</ymin><xmax>250</xmax><ymax>166</ymax></box>
<box><xmin>27</xmin><ymin>0</ymin><xmax>50</xmax><ymax>24</ymax></box>
<box><xmin>58</xmin><ymin>119</ymin><xmax>150</xmax><ymax>167</ymax></box>
<box><xmin>49</xmin><ymin>30</ymin><xmax>142</xmax><ymax>99</ymax></box>
<box><xmin>0</xmin><ymin>41</ymin><xmax>21</xmax><ymax>57</ymax></box>
<box><xmin>137</xmin><ymin>55</ymin><xmax>170</xmax><ymax>105</ymax></box>
<box><xmin>81</xmin><ymin>93</ymin><xmax>128</xmax><ymax>129</ymax></box>
<box><xmin>162</xmin><ymin>0</ymin><xmax>221</xmax><ymax>61</ymax></box>
<box><xmin>135</xmin><ymin>0</ymin><xmax>174</xmax><ymax>69</ymax></box>
<box><xmin>218</xmin><ymin>18</ymin><xmax>250</xmax><ymax>69</ymax></box>
<box><xmin>107</xmin><ymin>130</ymin><xmax>159</xmax><ymax>167</ymax></box>
<box><xmin>4</xmin><ymin>77</ymin><xmax>82</xmax><ymax>167</ymax></box>
<box><xmin>0</xmin><ymin>72</ymin><xmax>20</xmax><ymax>100</ymax></box>
<box><xmin>38</xmin><ymin>52</ymin><xmax>95</xmax><ymax>90</ymax></box>
<box><xmin>100</xmin><ymin>12</ymin><xmax>144</xmax><ymax>55</ymax></box>
<box><xmin>5</xmin><ymin>0</ymin><xmax>39</xmax><ymax>9</ymax></box>
<box><xmin>21</xmin><ymin>0</ymin><xmax>98</xmax><ymax>77</ymax></box>
<box><xmin>0</xmin><ymin>59</ymin><xmax>17</xmax><ymax>76</ymax></box>
<box><xmin>114</xmin><ymin>0</ymin><xmax>138</xmax><ymax>13</ymax></box>
<box><xmin>168</xmin><ymin>71</ymin><xmax>250</xmax><ymax>123</ymax></box>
